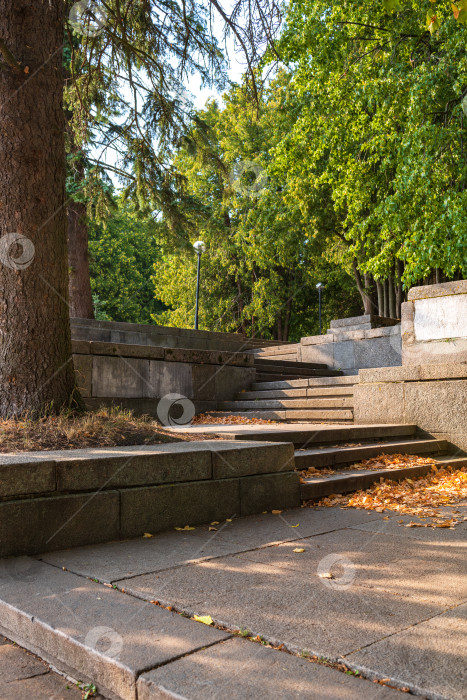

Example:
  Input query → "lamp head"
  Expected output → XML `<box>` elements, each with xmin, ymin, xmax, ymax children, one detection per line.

<box><xmin>316</xmin><ymin>282</ymin><xmax>324</xmax><ymax>290</ymax></box>
<box><xmin>193</xmin><ymin>240</ymin><xmax>206</xmax><ymax>254</ymax></box>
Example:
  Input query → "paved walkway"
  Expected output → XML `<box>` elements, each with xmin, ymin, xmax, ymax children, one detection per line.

<box><xmin>1</xmin><ymin>504</ymin><xmax>466</xmax><ymax>699</ymax></box>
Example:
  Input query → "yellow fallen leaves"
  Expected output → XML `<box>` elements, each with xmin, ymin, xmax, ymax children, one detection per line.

<box><xmin>293</xmin><ymin>548</ymin><xmax>305</xmax><ymax>553</ymax></box>
<box><xmin>348</xmin><ymin>453</ymin><xmax>436</xmax><ymax>472</ymax></box>
<box><xmin>143</xmin><ymin>532</ymin><xmax>154</xmax><ymax>538</ymax></box>
<box><xmin>193</xmin><ymin>614</ymin><xmax>213</xmax><ymax>625</ymax></box>
<box><xmin>175</xmin><ymin>525</ymin><xmax>195</xmax><ymax>531</ymax></box>
<box><xmin>312</xmin><ymin>466</ymin><xmax>467</xmax><ymax>528</ymax></box>
<box><xmin>271</xmin><ymin>509</ymin><xmax>282</xmax><ymax>514</ymax></box>
<box><xmin>192</xmin><ymin>413</ymin><xmax>276</xmax><ymax>425</ymax></box>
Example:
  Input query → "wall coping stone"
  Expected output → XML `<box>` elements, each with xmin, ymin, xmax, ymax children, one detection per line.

<box><xmin>71</xmin><ymin>340</ymin><xmax>254</xmax><ymax>367</ymax></box>
<box><xmin>407</xmin><ymin>279</ymin><xmax>467</xmax><ymax>301</ymax></box>
<box><xmin>359</xmin><ymin>362</ymin><xmax>467</xmax><ymax>384</ymax></box>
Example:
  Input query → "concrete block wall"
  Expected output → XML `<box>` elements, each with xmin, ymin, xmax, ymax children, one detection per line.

<box><xmin>402</xmin><ymin>280</ymin><xmax>467</xmax><ymax>365</ymax></box>
<box><xmin>72</xmin><ymin>340</ymin><xmax>256</xmax><ymax>416</ymax></box>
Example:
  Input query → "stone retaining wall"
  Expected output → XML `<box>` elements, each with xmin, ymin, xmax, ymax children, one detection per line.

<box><xmin>0</xmin><ymin>442</ymin><xmax>298</xmax><ymax>557</ymax></box>
<box><xmin>354</xmin><ymin>363</ymin><xmax>467</xmax><ymax>451</ymax></box>
<box><xmin>72</xmin><ymin>340</ymin><xmax>256</xmax><ymax>416</ymax></box>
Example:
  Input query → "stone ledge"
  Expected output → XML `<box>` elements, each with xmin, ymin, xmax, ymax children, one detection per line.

<box><xmin>407</xmin><ymin>279</ymin><xmax>467</xmax><ymax>301</ymax></box>
<box><xmin>359</xmin><ymin>363</ymin><xmax>467</xmax><ymax>384</ymax></box>
<box><xmin>72</xmin><ymin>341</ymin><xmax>254</xmax><ymax>367</ymax></box>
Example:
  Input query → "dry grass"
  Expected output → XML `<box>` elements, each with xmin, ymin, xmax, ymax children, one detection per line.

<box><xmin>0</xmin><ymin>407</ymin><xmax>217</xmax><ymax>453</ymax></box>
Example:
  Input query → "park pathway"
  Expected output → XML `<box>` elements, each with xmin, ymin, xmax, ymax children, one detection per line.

<box><xmin>0</xmin><ymin>503</ymin><xmax>465</xmax><ymax>699</ymax></box>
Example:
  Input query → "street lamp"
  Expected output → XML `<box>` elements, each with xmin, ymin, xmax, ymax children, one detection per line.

<box><xmin>193</xmin><ymin>240</ymin><xmax>206</xmax><ymax>330</ymax></box>
<box><xmin>316</xmin><ymin>282</ymin><xmax>324</xmax><ymax>334</ymax></box>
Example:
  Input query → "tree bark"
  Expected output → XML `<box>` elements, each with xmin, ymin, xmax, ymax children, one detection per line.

<box><xmin>0</xmin><ymin>1</ymin><xmax>78</xmax><ymax>417</ymax></box>
<box><xmin>376</xmin><ymin>280</ymin><xmax>384</xmax><ymax>316</ymax></box>
<box><xmin>352</xmin><ymin>261</ymin><xmax>372</xmax><ymax>314</ymax></box>
<box><xmin>68</xmin><ymin>200</ymin><xmax>94</xmax><ymax>319</ymax></box>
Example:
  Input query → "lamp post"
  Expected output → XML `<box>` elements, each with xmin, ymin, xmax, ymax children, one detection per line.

<box><xmin>316</xmin><ymin>282</ymin><xmax>324</xmax><ymax>334</ymax></box>
<box><xmin>193</xmin><ymin>240</ymin><xmax>206</xmax><ymax>330</ymax></box>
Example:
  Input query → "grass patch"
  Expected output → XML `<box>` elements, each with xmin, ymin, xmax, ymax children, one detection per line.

<box><xmin>0</xmin><ymin>406</ymin><xmax>208</xmax><ymax>452</ymax></box>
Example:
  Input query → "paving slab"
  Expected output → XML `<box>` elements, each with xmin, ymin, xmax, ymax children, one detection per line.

<box><xmin>40</xmin><ymin>507</ymin><xmax>388</xmax><ymax>582</ymax></box>
<box><xmin>234</xmin><ymin>528</ymin><xmax>467</xmax><ymax>607</ymax></box>
<box><xmin>116</xmin><ymin>550</ymin><xmax>440</xmax><ymax>659</ymax></box>
<box><xmin>345</xmin><ymin>602</ymin><xmax>467</xmax><ymax>700</ymax></box>
<box><xmin>137</xmin><ymin>637</ymin><xmax>401</xmax><ymax>700</ymax></box>
<box><xmin>349</xmin><ymin>507</ymin><xmax>467</xmax><ymax>544</ymax></box>
<box><xmin>0</xmin><ymin>641</ymin><xmax>49</xmax><ymax>682</ymax></box>
<box><xmin>0</xmin><ymin>559</ymin><xmax>229</xmax><ymax>700</ymax></box>
<box><xmin>0</xmin><ymin>668</ymin><xmax>85</xmax><ymax>700</ymax></box>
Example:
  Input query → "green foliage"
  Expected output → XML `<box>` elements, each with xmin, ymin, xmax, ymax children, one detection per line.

<box><xmin>152</xmin><ymin>83</ymin><xmax>360</xmax><ymax>339</ymax></box>
<box><xmin>88</xmin><ymin>196</ymin><xmax>166</xmax><ymax>323</ymax></box>
<box><xmin>273</xmin><ymin>0</ymin><xmax>467</xmax><ymax>288</ymax></box>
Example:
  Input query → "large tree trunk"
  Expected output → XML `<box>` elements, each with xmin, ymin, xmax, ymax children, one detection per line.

<box><xmin>68</xmin><ymin>200</ymin><xmax>94</xmax><ymax>318</ymax></box>
<box><xmin>0</xmin><ymin>0</ymin><xmax>78</xmax><ymax>417</ymax></box>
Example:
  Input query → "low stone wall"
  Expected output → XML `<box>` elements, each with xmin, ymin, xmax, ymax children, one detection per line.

<box><xmin>72</xmin><ymin>340</ymin><xmax>255</xmax><ymax>416</ymax></box>
<box><xmin>354</xmin><ymin>363</ymin><xmax>467</xmax><ymax>451</ymax></box>
<box><xmin>0</xmin><ymin>442</ymin><xmax>298</xmax><ymax>556</ymax></box>
<box><xmin>402</xmin><ymin>280</ymin><xmax>467</xmax><ymax>365</ymax></box>
<box><xmin>71</xmin><ymin>318</ymin><xmax>289</xmax><ymax>353</ymax></box>
<box><xmin>253</xmin><ymin>315</ymin><xmax>402</xmax><ymax>372</ymax></box>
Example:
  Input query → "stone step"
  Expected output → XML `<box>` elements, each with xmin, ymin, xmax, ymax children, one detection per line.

<box><xmin>218</xmin><ymin>398</ymin><xmax>354</xmax><ymax>411</ymax></box>
<box><xmin>0</xmin><ymin>441</ymin><xmax>298</xmax><ymax>557</ymax></box>
<box><xmin>300</xmin><ymin>455</ymin><xmax>467</xmax><ymax>500</ymax></box>
<box><xmin>0</xmin><ymin>559</ymin><xmax>231</xmax><ymax>700</ymax></box>
<box><xmin>295</xmin><ymin>439</ymin><xmax>450</xmax><ymax>470</ymax></box>
<box><xmin>254</xmin><ymin>358</ymin><xmax>328</xmax><ymax>370</ymax></box>
<box><xmin>235</xmin><ymin>386</ymin><xmax>354</xmax><ymax>400</ymax></box>
<box><xmin>222</xmin><ymin>424</ymin><xmax>418</xmax><ymax>447</ymax></box>
<box><xmin>256</xmin><ymin>371</ymin><xmax>343</xmax><ymax>382</ymax></box>
<box><xmin>255</xmin><ymin>364</ymin><xmax>341</xmax><ymax>376</ymax></box>
<box><xmin>206</xmin><ymin>409</ymin><xmax>354</xmax><ymax>422</ymax></box>
<box><xmin>251</xmin><ymin>376</ymin><xmax>357</xmax><ymax>390</ymax></box>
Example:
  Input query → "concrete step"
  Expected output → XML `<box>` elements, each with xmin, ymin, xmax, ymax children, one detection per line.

<box><xmin>256</xmin><ymin>371</ymin><xmax>343</xmax><ymax>382</ymax></box>
<box><xmin>235</xmin><ymin>386</ymin><xmax>354</xmax><ymax>400</ymax></box>
<box><xmin>251</xmin><ymin>376</ymin><xmax>358</xmax><ymax>391</ymax></box>
<box><xmin>218</xmin><ymin>398</ymin><xmax>354</xmax><ymax>411</ymax></box>
<box><xmin>0</xmin><ymin>559</ymin><xmax>230</xmax><ymax>700</ymax></box>
<box><xmin>206</xmin><ymin>409</ymin><xmax>354</xmax><ymax>422</ymax></box>
<box><xmin>0</xmin><ymin>441</ymin><xmax>298</xmax><ymax>557</ymax></box>
<box><xmin>222</xmin><ymin>424</ymin><xmax>418</xmax><ymax>447</ymax></box>
<box><xmin>300</xmin><ymin>455</ymin><xmax>467</xmax><ymax>500</ymax></box>
<box><xmin>295</xmin><ymin>438</ymin><xmax>450</xmax><ymax>470</ymax></box>
<box><xmin>254</xmin><ymin>358</ymin><xmax>328</xmax><ymax>370</ymax></box>
<box><xmin>255</xmin><ymin>364</ymin><xmax>341</xmax><ymax>376</ymax></box>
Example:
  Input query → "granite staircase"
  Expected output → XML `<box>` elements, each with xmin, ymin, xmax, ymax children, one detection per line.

<box><xmin>212</xmin><ymin>358</ymin><xmax>357</xmax><ymax>423</ymax></box>
<box><xmin>214</xmin><ymin>423</ymin><xmax>467</xmax><ymax>501</ymax></box>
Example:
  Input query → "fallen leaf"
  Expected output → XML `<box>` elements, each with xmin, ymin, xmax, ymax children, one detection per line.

<box><xmin>272</xmin><ymin>509</ymin><xmax>282</xmax><ymax>514</ymax></box>
<box><xmin>208</xmin><ymin>526</ymin><xmax>217</xmax><ymax>531</ymax></box>
<box><xmin>210</xmin><ymin>521</ymin><xmax>219</xmax><ymax>525</ymax></box>
<box><xmin>194</xmin><ymin>614</ymin><xmax>213</xmax><ymax>625</ymax></box>
<box><xmin>293</xmin><ymin>547</ymin><xmax>305</xmax><ymax>553</ymax></box>
<box><xmin>175</xmin><ymin>525</ymin><xmax>195</xmax><ymax>531</ymax></box>
<box><xmin>143</xmin><ymin>532</ymin><xmax>154</xmax><ymax>538</ymax></box>
<box><xmin>290</xmin><ymin>524</ymin><xmax>299</xmax><ymax>528</ymax></box>
<box><xmin>319</xmin><ymin>572</ymin><xmax>334</xmax><ymax>579</ymax></box>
